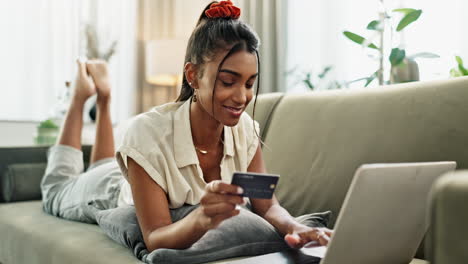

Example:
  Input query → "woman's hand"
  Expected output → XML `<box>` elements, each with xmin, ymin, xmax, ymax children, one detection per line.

<box><xmin>284</xmin><ymin>224</ymin><xmax>333</xmax><ymax>248</ymax></box>
<box><xmin>196</xmin><ymin>180</ymin><xmax>244</xmax><ymax>230</ymax></box>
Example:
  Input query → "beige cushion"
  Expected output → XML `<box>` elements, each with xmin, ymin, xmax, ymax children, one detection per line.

<box><xmin>246</xmin><ymin>92</ymin><xmax>284</xmax><ymax>139</ymax></box>
<box><xmin>261</xmin><ymin>77</ymin><xmax>468</xmax><ymax>226</ymax></box>
<box><xmin>429</xmin><ymin>170</ymin><xmax>468</xmax><ymax>263</ymax></box>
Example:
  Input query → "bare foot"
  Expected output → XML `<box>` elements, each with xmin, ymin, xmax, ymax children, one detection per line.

<box><xmin>86</xmin><ymin>60</ymin><xmax>111</xmax><ymax>102</ymax></box>
<box><xmin>74</xmin><ymin>59</ymin><xmax>96</xmax><ymax>102</ymax></box>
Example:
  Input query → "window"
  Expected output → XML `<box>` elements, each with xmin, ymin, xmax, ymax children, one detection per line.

<box><xmin>0</xmin><ymin>0</ymin><xmax>137</xmax><ymax>122</ymax></box>
<box><xmin>286</xmin><ymin>0</ymin><xmax>468</xmax><ymax>92</ymax></box>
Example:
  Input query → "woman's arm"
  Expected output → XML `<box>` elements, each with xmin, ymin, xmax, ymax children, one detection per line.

<box><xmin>127</xmin><ymin>157</ymin><xmax>206</xmax><ymax>250</ymax></box>
<box><xmin>245</xmin><ymin>145</ymin><xmax>297</xmax><ymax>235</ymax></box>
<box><xmin>127</xmin><ymin>157</ymin><xmax>243</xmax><ymax>251</ymax></box>
<box><xmin>247</xmin><ymin>145</ymin><xmax>332</xmax><ymax>248</ymax></box>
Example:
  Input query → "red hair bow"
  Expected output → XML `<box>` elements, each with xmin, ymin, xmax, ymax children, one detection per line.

<box><xmin>205</xmin><ymin>0</ymin><xmax>241</xmax><ymax>19</ymax></box>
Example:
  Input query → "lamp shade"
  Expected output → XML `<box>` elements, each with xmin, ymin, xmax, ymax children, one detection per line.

<box><xmin>145</xmin><ymin>39</ymin><xmax>186</xmax><ymax>86</ymax></box>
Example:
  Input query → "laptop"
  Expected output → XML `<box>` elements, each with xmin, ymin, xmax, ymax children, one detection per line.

<box><xmin>301</xmin><ymin>161</ymin><xmax>456</xmax><ymax>264</ymax></box>
<box><xmin>228</xmin><ymin>161</ymin><xmax>456</xmax><ymax>264</ymax></box>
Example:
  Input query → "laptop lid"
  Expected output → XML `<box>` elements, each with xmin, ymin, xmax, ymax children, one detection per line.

<box><xmin>304</xmin><ymin>161</ymin><xmax>456</xmax><ymax>264</ymax></box>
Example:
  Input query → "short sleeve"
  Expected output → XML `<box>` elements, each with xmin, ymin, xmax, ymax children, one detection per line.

<box><xmin>115</xmin><ymin>115</ymin><xmax>168</xmax><ymax>193</ymax></box>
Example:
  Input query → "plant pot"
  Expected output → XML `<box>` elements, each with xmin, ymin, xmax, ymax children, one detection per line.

<box><xmin>390</xmin><ymin>58</ymin><xmax>420</xmax><ymax>84</ymax></box>
<box><xmin>34</xmin><ymin>127</ymin><xmax>59</xmax><ymax>145</ymax></box>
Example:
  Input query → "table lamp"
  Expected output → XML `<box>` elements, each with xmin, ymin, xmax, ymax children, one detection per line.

<box><xmin>145</xmin><ymin>39</ymin><xmax>186</xmax><ymax>102</ymax></box>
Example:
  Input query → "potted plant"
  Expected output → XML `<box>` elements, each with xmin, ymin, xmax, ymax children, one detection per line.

<box><xmin>343</xmin><ymin>2</ymin><xmax>438</xmax><ymax>86</ymax></box>
<box><xmin>35</xmin><ymin>119</ymin><xmax>60</xmax><ymax>145</ymax></box>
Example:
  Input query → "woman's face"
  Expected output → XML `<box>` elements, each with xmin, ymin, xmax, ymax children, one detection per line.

<box><xmin>195</xmin><ymin>49</ymin><xmax>258</xmax><ymax>127</ymax></box>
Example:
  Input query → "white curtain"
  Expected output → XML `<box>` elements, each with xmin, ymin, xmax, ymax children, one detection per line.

<box><xmin>0</xmin><ymin>0</ymin><xmax>137</xmax><ymax>122</ymax></box>
<box><xmin>286</xmin><ymin>0</ymin><xmax>468</xmax><ymax>92</ymax></box>
<box><xmin>92</xmin><ymin>0</ymin><xmax>138</xmax><ymax>123</ymax></box>
<box><xmin>238</xmin><ymin>0</ymin><xmax>288</xmax><ymax>93</ymax></box>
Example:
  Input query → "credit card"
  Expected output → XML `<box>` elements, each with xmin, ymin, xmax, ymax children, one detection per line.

<box><xmin>231</xmin><ymin>172</ymin><xmax>280</xmax><ymax>199</ymax></box>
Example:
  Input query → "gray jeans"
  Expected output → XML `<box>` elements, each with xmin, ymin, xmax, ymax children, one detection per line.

<box><xmin>40</xmin><ymin>144</ymin><xmax>123</xmax><ymax>224</ymax></box>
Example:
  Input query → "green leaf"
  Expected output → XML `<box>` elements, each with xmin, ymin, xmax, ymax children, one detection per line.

<box><xmin>303</xmin><ymin>73</ymin><xmax>314</xmax><ymax>90</ymax></box>
<box><xmin>38</xmin><ymin>119</ymin><xmax>59</xmax><ymax>129</ymax></box>
<box><xmin>459</xmin><ymin>64</ymin><xmax>468</xmax><ymax>76</ymax></box>
<box><xmin>364</xmin><ymin>76</ymin><xmax>375</xmax><ymax>87</ymax></box>
<box><xmin>318</xmin><ymin>66</ymin><xmax>333</xmax><ymax>79</ymax></box>
<box><xmin>396</xmin><ymin>9</ymin><xmax>422</xmax><ymax>31</ymax></box>
<box><xmin>407</xmin><ymin>52</ymin><xmax>440</xmax><ymax>59</ymax></box>
<box><xmin>454</xmin><ymin>56</ymin><xmax>468</xmax><ymax>76</ymax></box>
<box><xmin>343</xmin><ymin>31</ymin><xmax>379</xmax><ymax>50</ymax></box>
<box><xmin>392</xmin><ymin>8</ymin><xmax>417</xmax><ymax>15</ymax></box>
<box><xmin>346</xmin><ymin>77</ymin><xmax>368</xmax><ymax>85</ymax></box>
<box><xmin>365</xmin><ymin>71</ymin><xmax>379</xmax><ymax>87</ymax></box>
<box><xmin>366</xmin><ymin>20</ymin><xmax>380</xmax><ymax>31</ymax></box>
<box><xmin>389</xmin><ymin>48</ymin><xmax>406</xmax><ymax>66</ymax></box>
<box><xmin>303</xmin><ymin>79</ymin><xmax>314</xmax><ymax>90</ymax></box>
<box><xmin>450</xmin><ymin>68</ymin><xmax>462</xmax><ymax>77</ymax></box>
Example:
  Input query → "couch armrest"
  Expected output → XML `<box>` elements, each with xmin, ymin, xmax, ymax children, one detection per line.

<box><xmin>0</xmin><ymin>145</ymin><xmax>91</xmax><ymax>203</ymax></box>
<box><xmin>428</xmin><ymin>170</ymin><xmax>468</xmax><ymax>264</ymax></box>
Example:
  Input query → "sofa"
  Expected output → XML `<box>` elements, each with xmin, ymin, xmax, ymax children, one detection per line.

<box><xmin>1</xmin><ymin>76</ymin><xmax>468</xmax><ymax>264</ymax></box>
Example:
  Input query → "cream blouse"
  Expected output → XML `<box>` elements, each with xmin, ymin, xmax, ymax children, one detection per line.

<box><xmin>116</xmin><ymin>99</ymin><xmax>260</xmax><ymax>208</ymax></box>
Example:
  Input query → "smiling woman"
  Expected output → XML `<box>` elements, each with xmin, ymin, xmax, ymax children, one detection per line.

<box><xmin>185</xmin><ymin>44</ymin><xmax>260</xmax><ymax>127</ymax></box>
<box><xmin>115</xmin><ymin>0</ymin><xmax>332</xmax><ymax>253</ymax></box>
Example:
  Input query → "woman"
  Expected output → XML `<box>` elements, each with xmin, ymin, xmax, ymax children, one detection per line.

<box><xmin>116</xmin><ymin>0</ymin><xmax>331</xmax><ymax>251</ymax></box>
<box><xmin>41</xmin><ymin>0</ymin><xmax>331</xmax><ymax>253</ymax></box>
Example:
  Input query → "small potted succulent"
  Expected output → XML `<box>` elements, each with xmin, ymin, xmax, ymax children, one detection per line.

<box><xmin>35</xmin><ymin>119</ymin><xmax>60</xmax><ymax>145</ymax></box>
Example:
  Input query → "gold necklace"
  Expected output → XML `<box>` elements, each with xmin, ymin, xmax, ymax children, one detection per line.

<box><xmin>194</xmin><ymin>137</ymin><xmax>225</xmax><ymax>155</ymax></box>
<box><xmin>194</xmin><ymin>146</ymin><xmax>209</xmax><ymax>154</ymax></box>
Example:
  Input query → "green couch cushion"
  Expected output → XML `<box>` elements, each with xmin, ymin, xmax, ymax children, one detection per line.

<box><xmin>0</xmin><ymin>146</ymin><xmax>50</xmax><ymax>203</ymax></box>
<box><xmin>0</xmin><ymin>146</ymin><xmax>92</xmax><ymax>203</ymax></box>
<box><xmin>0</xmin><ymin>201</ymin><xmax>142</xmax><ymax>264</ymax></box>
<box><xmin>262</xmin><ymin>77</ymin><xmax>468</xmax><ymax>227</ymax></box>
<box><xmin>2</xmin><ymin>163</ymin><xmax>46</xmax><ymax>202</ymax></box>
<box><xmin>0</xmin><ymin>202</ymin><xmax>429</xmax><ymax>264</ymax></box>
